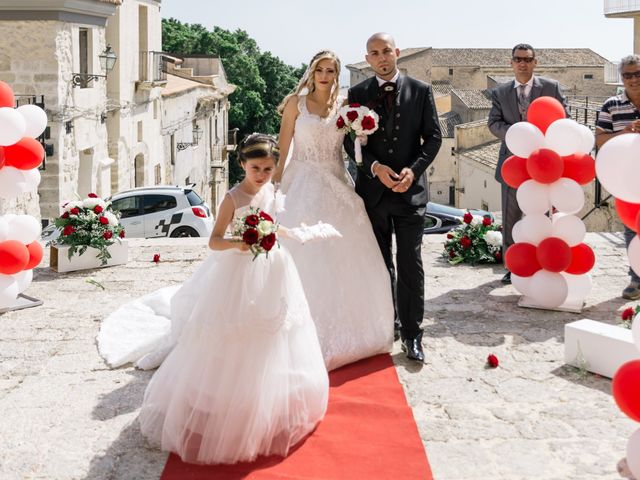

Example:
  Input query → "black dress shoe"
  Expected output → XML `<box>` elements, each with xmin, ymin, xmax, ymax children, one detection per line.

<box><xmin>501</xmin><ymin>271</ymin><xmax>512</xmax><ymax>284</ymax></box>
<box><xmin>400</xmin><ymin>336</ymin><xmax>424</xmax><ymax>363</ymax></box>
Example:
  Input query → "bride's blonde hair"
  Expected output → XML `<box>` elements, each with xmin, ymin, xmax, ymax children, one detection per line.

<box><xmin>277</xmin><ymin>50</ymin><xmax>341</xmax><ymax>116</ymax></box>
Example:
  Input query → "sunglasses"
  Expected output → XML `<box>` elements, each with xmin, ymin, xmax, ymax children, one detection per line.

<box><xmin>512</xmin><ymin>56</ymin><xmax>535</xmax><ymax>63</ymax></box>
<box><xmin>622</xmin><ymin>71</ymin><xmax>640</xmax><ymax>80</ymax></box>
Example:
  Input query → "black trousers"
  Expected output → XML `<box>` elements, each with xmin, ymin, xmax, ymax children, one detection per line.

<box><xmin>366</xmin><ymin>190</ymin><xmax>425</xmax><ymax>341</ymax></box>
<box><xmin>501</xmin><ymin>183</ymin><xmax>523</xmax><ymax>256</ymax></box>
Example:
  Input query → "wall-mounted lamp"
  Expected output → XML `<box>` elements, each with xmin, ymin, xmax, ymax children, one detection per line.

<box><xmin>71</xmin><ymin>45</ymin><xmax>118</xmax><ymax>87</ymax></box>
<box><xmin>177</xmin><ymin>125</ymin><xmax>203</xmax><ymax>151</ymax></box>
<box><xmin>65</xmin><ymin>121</ymin><xmax>73</xmax><ymax>134</ymax></box>
<box><xmin>100</xmin><ymin>112</ymin><xmax>107</xmax><ymax>124</ymax></box>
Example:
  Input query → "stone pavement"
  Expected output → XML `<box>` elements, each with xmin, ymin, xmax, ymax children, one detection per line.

<box><xmin>0</xmin><ymin>233</ymin><xmax>637</xmax><ymax>480</ymax></box>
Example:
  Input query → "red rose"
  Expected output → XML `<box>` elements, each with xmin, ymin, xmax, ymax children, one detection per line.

<box><xmin>460</xmin><ymin>236</ymin><xmax>472</xmax><ymax>249</ymax></box>
<box><xmin>259</xmin><ymin>211</ymin><xmax>273</xmax><ymax>222</ymax></box>
<box><xmin>336</xmin><ymin>116</ymin><xmax>345</xmax><ymax>129</ymax></box>
<box><xmin>245</xmin><ymin>215</ymin><xmax>259</xmax><ymax>227</ymax></box>
<box><xmin>482</xmin><ymin>217</ymin><xmax>492</xmax><ymax>226</ymax></box>
<box><xmin>61</xmin><ymin>212</ymin><xmax>69</xmax><ymax>219</ymax></box>
<box><xmin>70</xmin><ymin>207</ymin><xmax>80</xmax><ymax>215</ymax></box>
<box><xmin>99</xmin><ymin>216</ymin><xmax>109</xmax><ymax>225</ymax></box>
<box><xmin>494</xmin><ymin>251</ymin><xmax>502</xmax><ymax>262</ymax></box>
<box><xmin>348</xmin><ymin>103</ymin><xmax>361</xmax><ymax>108</ymax></box>
<box><xmin>242</xmin><ymin>228</ymin><xmax>259</xmax><ymax>245</ymax></box>
<box><xmin>361</xmin><ymin>115</ymin><xmax>375</xmax><ymax>131</ymax></box>
<box><xmin>446</xmin><ymin>233</ymin><xmax>453</xmax><ymax>239</ymax></box>
<box><xmin>88</xmin><ymin>193</ymin><xmax>98</xmax><ymax>198</ymax></box>
<box><xmin>260</xmin><ymin>233</ymin><xmax>277</xmax><ymax>251</ymax></box>
<box><xmin>463</xmin><ymin>212</ymin><xmax>473</xmax><ymax>224</ymax></box>
<box><xmin>153</xmin><ymin>253</ymin><xmax>160</xmax><ymax>263</ymax></box>
<box><xmin>94</xmin><ymin>205</ymin><xmax>104</xmax><ymax>214</ymax></box>
<box><xmin>487</xmin><ymin>354</ymin><xmax>499</xmax><ymax>368</ymax></box>
<box><xmin>103</xmin><ymin>231</ymin><xmax>113</xmax><ymax>240</ymax></box>
<box><xmin>346</xmin><ymin>110</ymin><xmax>359</xmax><ymax>122</ymax></box>
<box><xmin>63</xmin><ymin>225</ymin><xmax>75</xmax><ymax>236</ymax></box>
<box><xmin>448</xmin><ymin>250</ymin><xmax>456</xmax><ymax>258</ymax></box>
<box><xmin>622</xmin><ymin>307</ymin><xmax>635</xmax><ymax>321</ymax></box>
<box><xmin>119</xmin><ymin>229</ymin><xmax>125</xmax><ymax>238</ymax></box>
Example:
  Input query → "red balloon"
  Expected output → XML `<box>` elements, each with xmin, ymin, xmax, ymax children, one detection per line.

<box><xmin>505</xmin><ymin>242</ymin><xmax>541</xmax><ymax>277</ymax></box>
<box><xmin>526</xmin><ymin>148</ymin><xmax>563</xmax><ymax>184</ymax></box>
<box><xmin>565</xmin><ymin>243</ymin><xmax>595</xmax><ymax>274</ymax></box>
<box><xmin>501</xmin><ymin>155</ymin><xmax>531</xmax><ymax>188</ymax></box>
<box><xmin>0</xmin><ymin>146</ymin><xmax>5</xmax><ymax>169</ymax></box>
<box><xmin>536</xmin><ymin>237</ymin><xmax>571</xmax><ymax>272</ymax></box>
<box><xmin>0</xmin><ymin>81</ymin><xmax>14</xmax><ymax>108</ymax></box>
<box><xmin>612</xmin><ymin>360</ymin><xmax>640</xmax><ymax>422</ymax></box>
<box><xmin>25</xmin><ymin>241</ymin><xmax>43</xmax><ymax>270</ymax></box>
<box><xmin>3</xmin><ymin>137</ymin><xmax>44</xmax><ymax>170</ymax></box>
<box><xmin>526</xmin><ymin>96</ymin><xmax>566</xmax><ymax>134</ymax></box>
<box><xmin>562</xmin><ymin>153</ymin><xmax>595</xmax><ymax>185</ymax></box>
<box><xmin>0</xmin><ymin>240</ymin><xmax>29</xmax><ymax>275</ymax></box>
<box><xmin>615</xmin><ymin>198</ymin><xmax>640</xmax><ymax>232</ymax></box>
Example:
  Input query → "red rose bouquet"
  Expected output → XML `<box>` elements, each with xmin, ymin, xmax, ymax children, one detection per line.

<box><xmin>232</xmin><ymin>207</ymin><xmax>279</xmax><ymax>260</ymax></box>
<box><xmin>336</xmin><ymin>103</ymin><xmax>379</xmax><ymax>167</ymax></box>
<box><xmin>50</xmin><ymin>193</ymin><xmax>125</xmax><ymax>265</ymax></box>
<box><xmin>621</xmin><ymin>305</ymin><xmax>639</xmax><ymax>329</ymax></box>
<box><xmin>443</xmin><ymin>212</ymin><xmax>502</xmax><ymax>265</ymax></box>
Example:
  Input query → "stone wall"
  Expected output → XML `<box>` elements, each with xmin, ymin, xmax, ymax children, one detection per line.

<box><xmin>427</xmin><ymin>137</ymin><xmax>456</xmax><ymax>205</ymax></box>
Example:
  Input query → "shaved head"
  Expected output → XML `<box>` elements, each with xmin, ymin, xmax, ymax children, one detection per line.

<box><xmin>366</xmin><ymin>32</ymin><xmax>396</xmax><ymax>52</ymax></box>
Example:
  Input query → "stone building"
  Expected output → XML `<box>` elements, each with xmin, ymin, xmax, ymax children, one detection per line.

<box><xmin>604</xmin><ymin>0</ymin><xmax>640</xmax><ymax>81</ymax></box>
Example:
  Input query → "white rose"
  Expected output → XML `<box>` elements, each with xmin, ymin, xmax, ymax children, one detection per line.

<box><xmin>104</xmin><ymin>211</ymin><xmax>119</xmax><ymax>226</ymax></box>
<box><xmin>62</xmin><ymin>200</ymin><xmax>83</xmax><ymax>212</ymax></box>
<box><xmin>471</xmin><ymin>215</ymin><xmax>485</xmax><ymax>226</ymax></box>
<box><xmin>257</xmin><ymin>220</ymin><xmax>275</xmax><ymax>236</ymax></box>
<box><xmin>83</xmin><ymin>198</ymin><xmax>106</xmax><ymax>209</ymax></box>
<box><xmin>484</xmin><ymin>231</ymin><xmax>503</xmax><ymax>246</ymax></box>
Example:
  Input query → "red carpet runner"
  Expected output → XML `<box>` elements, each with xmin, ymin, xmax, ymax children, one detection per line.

<box><xmin>161</xmin><ymin>354</ymin><xmax>433</xmax><ymax>480</ymax></box>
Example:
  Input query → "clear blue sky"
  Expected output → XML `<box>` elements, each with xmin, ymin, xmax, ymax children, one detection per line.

<box><xmin>161</xmin><ymin>0</ymin><xmax>634</xmax><ymax>85</ymax></box>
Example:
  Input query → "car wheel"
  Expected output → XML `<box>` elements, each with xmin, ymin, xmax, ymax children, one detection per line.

<box><xmin>170</xmin><ymin>226</ymin><xmax>199</xmax><ymax>238</ymax></box>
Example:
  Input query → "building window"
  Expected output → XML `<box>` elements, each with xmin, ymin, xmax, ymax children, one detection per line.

<box><xmin>154</xmin><ymin>164</ymin><xmax>161</xmax><ymax>185</ymax></box>
<box><xmin>137</xmin><ymin>121</ymin><xmax>143</xmax><ymax>142</ymax></box>
<box><xmin>481</xmin><ymin>201</ymin><xmax>489</xmax><ymax>211</ymax></box>
<box><xmin>584</xmin><ymin>74</ymin><xmax>593</xmax><ymax>80</ymax></box>
<box><xmin>170</xmin><ymin>134</ymin><xmax>175</xmax><ymax>166</ymax></box>
<box><xmin>79</xmin><ymin>28</ymin><xmax>90</xmax><ymax>88</ymax></box>
<box><xmin>484</xmin><ymin>180</ymin><xmax>487</xmax><ymax>188</ymax></box>
<box><xmin>448</xmin><ymin>68</ymin><xmax>453</xmax><ymax>76</ymax></box>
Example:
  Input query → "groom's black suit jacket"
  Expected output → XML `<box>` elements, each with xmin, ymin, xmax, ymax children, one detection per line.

<box><xmin>345</xmin><ymin>74</ymin><xmax>442</xmax><ymax>207</ymax></box>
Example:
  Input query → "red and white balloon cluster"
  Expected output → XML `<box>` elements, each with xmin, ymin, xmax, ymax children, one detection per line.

<box><xmin>611</xmin><ymin>317</ymin><xmax>640</xmax><ymax>479</ymax></box>
<box><xmin>501</xmin><ymin>97</ymin><xmax>596</xmax><ymax>309</ymax></box>
<box><xmin>0</xmin><ymin>80</ymin><xmax>45</xmax><ymax>308</ymax></box>
<box><xmin>596</xmin><ymin>133</ymin><xmax>640</xmax><ymax>279</ymax></box>
<box><xmin>0</xmin><ymin>80</ymin><xmax>47</xmax><ymax>199</ymax></box>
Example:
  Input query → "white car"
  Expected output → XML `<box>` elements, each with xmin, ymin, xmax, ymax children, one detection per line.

<box><xmin>108</xmin><ymin>186</ymin><xmax>214</xmax><ymax>238</ymax></box>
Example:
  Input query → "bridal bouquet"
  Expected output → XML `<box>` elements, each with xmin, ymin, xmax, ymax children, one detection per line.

<box><xmin>336</xmin><ymin>103</ymin><xmax>379</xmax><ymax>167</ymax></box>
<box><xmin>51</xmin><ymin>193</ymin><xmax>125</xmax><ymax>265</ymax></box>
<box><xmin>232</xmin><ymin>207</ymin><xmax>279</xmax><ymax>260</ymax></box>
<box><xmin>443</xmin><ymin>212</ymin><xmax>502</xmax><ymax>265</ymax></box>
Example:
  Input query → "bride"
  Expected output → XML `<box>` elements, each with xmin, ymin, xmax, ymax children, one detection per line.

<box><xmin>273</xmin><ymin>50</ymin><xmax>394</xmax><ymax>371</ymax></box>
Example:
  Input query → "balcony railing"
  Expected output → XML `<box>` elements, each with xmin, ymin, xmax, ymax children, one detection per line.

<box><xmin>604</xmin><ymin>0</ymin><xmax>640</xmax><ymax>15</ymax></box>
<box><xmin>604</xmin><ymin>61</ymin><xmax>623</xmax><ymax>85</ymax></box>
<box><xmin>138</xmin><ymin>51</ymin><xmax>167</xmax><ymax>86</ymax></box>
<box><xmin>226</xmin><ymin>129</ymin><xmax>238</xmax><ymax>151</ymax></box>
<box><xmin>15</xmin><ymin>94</ymin><xmax>48</xmax><ymax>170</ymax></box>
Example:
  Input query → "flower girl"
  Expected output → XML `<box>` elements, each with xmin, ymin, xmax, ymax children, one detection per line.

<box><xmin>137</xmin><ymin>134</ymin><xmax>329</xmax><ymax>464</ymax></box>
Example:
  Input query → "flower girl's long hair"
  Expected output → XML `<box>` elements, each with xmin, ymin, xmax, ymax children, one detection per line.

<box><xmin>277</xmin><ymin>50</ymin><xmax>341</xmax><ymax>116</ymax></box>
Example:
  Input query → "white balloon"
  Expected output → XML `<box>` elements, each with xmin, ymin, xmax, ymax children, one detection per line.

<box><xmin>545</xmin><ymin>119</ymin><xmax>585</xmax><ymax>156</ymax></box>
<box><xmin>551</xmin><ymin>213</ymin><xmax>586</xmax><ymax>246</ymax></box>
<box><xmin>13</xmin><ymin>269</ymin><xmax>32</xmax><ymax>293</ymax></box>
<box><xmin>627</xmin><ymin>429</ymin><xmax>640</xmax><ymax>480</ymax></box>
<box><xmin>0</xmin><ymin>274</ymin><xmax>19</xmax><ymax>309</ymax></box>
<box><xmin>512</xmin><ymin>214</ymin><xmax>552</xmax><ymax>246</ymax></box>
<box><xmin>549</xmin><ymin>178</ymin><xmax>584</xmax><ymax>214</ymax></box>
<box><xmin>16</xmin><ymin>104</ymin><xmax>47</xmax><ymax>138</ymax></box>
<box><xmin>0</xmin><ymin>217</ymin><xmax>8</xmax><ymax>242</ymax></box>
<box><xmin>632</xmin><ymin>309</ymin><xmax>640</xmax><ymax>352</ymax></box>
<box><xmin>595</xmin><ymin>133</ymin><xmax>640</xmax><ymax>203</ymax></box>
<box><xmin>529</xmin><ymin>270</ymin><xmax>568</xmax><ymax>308</ymax></box>
<box><xmin>6</xmin><ymin>215</ymin><xmax>41</xmax><ymax>244</ymax></box>
<box><xmin>511</xmin><ymin>273</ymin><xmax>533</xmax><ymax>297</ymax></box>
<box><xmin>628</xmin><ymin>235</ymin><xmax>640</xmax><ymax>278</ymax></box>
<box><xmin>516</xmin><ymin>180</ymin><xmax>551</xmax><ymax>215</ymax></box>
<box><xmin>561</xmin><ymin>272</ymin><xmax>592</xmax><ymax>305</ymax></box>
<box><xmin>578</xmin><ymin>124</ymin><xmax>595</xmax><ymax>154</ymax></box>
<box><xmin>23</xmin><ymin>167</ymin><xmax>41</xmax><ymax>191</ymax></box>
<box><xmin>505</xmin><ymin>122</ymin><xmax>545</xmax><ymax>158</ymax></box>
<box><xmin>0</xmin><ymin>107</ymin><xmax>26</xmax><ymax>146</ymax></box>
<box><xmin>0</xmin><ymin>166</ymin><xmax>28</xmax><ymax>199</ymax></box>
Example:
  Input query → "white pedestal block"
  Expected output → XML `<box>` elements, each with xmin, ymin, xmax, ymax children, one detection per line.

<box><xmin>50</xmin><ymin>240</ymin><xmax>128</xmax><ymax>273</ymax></box>
<box><xmin>564</xmin><ymin>319</ymin><xmax>640</xmax><ymax>379</ymax></box>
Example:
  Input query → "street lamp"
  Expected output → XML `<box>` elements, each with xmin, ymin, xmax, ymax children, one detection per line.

<box><xmin>177</xmin><ymin>125</ymin><xmax>203</xmax><ymax>151</ymax></box>
<box><xmin>71</xmin><ymin>45</ymin><xmax>118</xmax><ymax>87</ymax></box>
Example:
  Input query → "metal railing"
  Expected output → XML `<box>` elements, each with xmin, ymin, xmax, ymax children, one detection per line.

<box><xmin>604</xmin><ymin>0</ymin><xmax>640</xmax><ymax>14</ymax></box>
<box><xmin>14</xmin><ymin>95</ymin><xmax>48</xmax><ymax>170</ymax></box>
<box><xmin>604</xmin><ymin>61</ymin><xmax>623</xmax><ymax>84</ymax></box>
<box><xmin>139</xmin><ymin>51</ymin><xmax>167</xmax><ymax>84</ymax></box>
<box><xmin>227</xmin><ymin>129</ymin><xmax>238</xmax><ymax>148</ymax></box>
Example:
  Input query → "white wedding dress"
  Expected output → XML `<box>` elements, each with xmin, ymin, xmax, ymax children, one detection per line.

<box><xmin>279</xmin><ymin>96</ymin><xmax>395</xmax><ymax>371</ymax></box>
<box><xmin>100</xmin><ymin>183</ymin><xmax>329</xmax><ymax>464</ymax></box>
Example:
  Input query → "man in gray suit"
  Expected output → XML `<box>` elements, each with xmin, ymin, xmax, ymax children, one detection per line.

<box><xmin>488</xmin><ymin>43</ymin><xmax>567</xmax><ymax>284</ymax></box>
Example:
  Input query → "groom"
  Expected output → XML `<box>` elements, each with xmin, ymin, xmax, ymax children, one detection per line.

<box><xmin>345</xmin><ymin>33</ymin><xmax>442</xmax><ymax>362</ymax></box>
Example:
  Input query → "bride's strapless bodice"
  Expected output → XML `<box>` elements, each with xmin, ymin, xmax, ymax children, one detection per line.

<box><xmin>290</xmin><ymin>96</ymin><xmax>345</xmax><ymax>177</ymax></box>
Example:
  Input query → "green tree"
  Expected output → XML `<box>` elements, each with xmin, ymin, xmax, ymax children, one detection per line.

<box><xmin>162</xmin><ymin>19</ymin><xmax>306</xmax><ymax>185</ymax></box>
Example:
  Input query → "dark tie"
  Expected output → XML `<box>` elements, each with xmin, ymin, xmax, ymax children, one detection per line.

<box><xmin>379</xmin><ymin>81</ymin><xmax>396</xmax><ymax>111</ymax></box>
<box><xmin>518</xmin><ymin>84</ymin><xmax>530</xmax><ymax>120</ymax></box>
